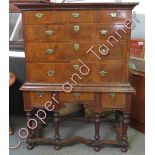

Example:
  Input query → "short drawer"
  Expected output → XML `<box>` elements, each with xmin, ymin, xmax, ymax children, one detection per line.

<box><xmin>65</xmin><ymin>24</ymin><xmax>97</xmax><ymax>41</ymax></box>
<box><xmin>30</xmin><ymin>91</ymin><xmax>52</xmax><ymax>107</ymax></box>
<box><xmin>25</xmin><ymin>25</ymin><xmax>65</xmax><ymax>42</ymax></box>
<box><xmin>97</xmin><ymin>24</ymin><xmax>130</xmax><ymax>42</ymax></box>
<box><xmin>96</xmin><ymin>63</ymin><xmax>127</xmax><ymax>83</ymax></box>
<box><xmin>105</xmin><ymin>10</ymin><xmax>131</xmax><ymax>24</ymax></box>
<box><xmin>67</xmin><ymin>10</ymin><xmax>97</xmax><ymax>23</ymax></box>
<box><xmin>75</xmin><ymin>62</ymin><xmax>127</xmax><ymax>84</ymax></box>
<box><xmin>59</xmin><ymin>92</ymin><xmax>95</xmax><ymax>102</ymax></box>
<box><xmin>27</xmin><ymin>63</ymin><xmax>73</xmax><ymax>83</ymax></box>
<box><xmin>25</xmin><ymin>43</ymin><xmax>78</xmax><ymax>62</ymax></box>
<box><xmin>24</xmin><ymin>11</ymin><xmax>66</xmax><ymax>24</ymax></box>
<box><xmin>101</xmin><ymin>93</ymin><xmax>126</xmax><ymax>109</ymax></box>
<box><xmin>98</xmin><ymin>10</ymin><xmax>131</xmax><ymax>24</ymax></box>
<box><xmin>87</xmin><ymin>42</ymin><xmax>127</xmax><ymax>62</ymax></box>
<box><xmin>27</xmin><ymin>63</ymin><xmax>55</xmax><ymax>82</ymax></box>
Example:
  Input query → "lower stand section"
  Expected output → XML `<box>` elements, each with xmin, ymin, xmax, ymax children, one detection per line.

<box><xmin>26</xmin><ymin>111</ymin><xmax>129</xmax><ymax>152</ymax></box>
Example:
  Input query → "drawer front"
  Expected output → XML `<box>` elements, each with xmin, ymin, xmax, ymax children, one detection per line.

<box><xmin>25</xmin><ymin>24</ymin><xmax>96</xmax><ymax>42</ymax></box>
<box><xmin>27</xmin><ymin>63</ymin><xmax>55</xmax><ymax>82</ymax></box>
<box><xmin>87</xmin><ymin>42</ymin><xmax>127</xmax><ymax>62</ymax></box>
<box><xmin>27</xmin><ymin>62</ymin><xmax>126</xmax><ymax>83</ymax></box>
<box><xmin>30</xmin><ymin>91</ymin><xmax>52</xmax><ymax>107</ymax></box>
<box><xmin>66</xmin><ymin>24</ymin><xmax>97</xmax><ymax>41</ymax></box>
<box><xmin>27</xmin><ymin>63</ymin><xmax>73</xmax><ymax>83</ymax></box>
<box><xmin>25</xmin><ymin>25</ymin><xmax>66</xmax><ymax>42</ymax></box>
<box><xmin>67</xmin><ymin>10</ymin><xmax>96</xmax><ymax>23</ymax></box>
<box><xmin>24</xmin><ymin>10</ymin><xmax>131</xmax><ymax>24</ymax></box>
<box><xmin>105</xmin><ymin>10</ymin><xmax>131</xmax><ymax>24</ymax></box>
<box><xmin>25</xmin><ymin>24</ymin><xmax>97</xmax><ymax>42</ymax></box>
<box><xmin>97</xmin><ymin>24</ymin><xmax>130</xmax><ymax>42</ymax></box>
<box><xmin>26</xmin><ymin>42</ymin><xmax>127</xmax><ymax>62</ymax></box>
<box><xmin>59</xmin><ymin>92</ymin><xmax>95</xmax><ymax>102</ymax></box>
<box><xmin>67</xmin><ymin>24</ymin><xmax>129</xmax><ymax>42</ymax></box>
<box><xmin>24</xmin><ymin>11</ymin><xmax>66</xmax><ymax>24</ymax></box>
<box><xmin>101</xmin><ymin>93</ymin><xmax>126</xmax><ymax>108</ymax></box>
<box><xmin>25</xmin><ymin>24</ymin><xmax>129</xmax><ymax>42</ymax></box>
<box><xmin>73</xmin><ymin>62</ymin><xmax>126</xmax><ymax>84</ymax></box>
<box><xmin>94</xmin><ymin>63</ymin><xmax>126</xmax><ymax>83</ymax></box>
<box><xmin>25</xmin><ymin>43</ymin><xmax>77</xmax><ymax>62</ymax></box>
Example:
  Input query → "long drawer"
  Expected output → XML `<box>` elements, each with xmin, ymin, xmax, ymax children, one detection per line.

<box><xmin>24</xmin><ymin>24</ymin><xmax>130</xmax><ymax>42</ymax></box>
<box><xmin>26</xmin><ymin>62</ymin><xmax>127</xmax><ymax>83</ymax></box>
<box><xmin>24</xmin><ymin>10</ymin><xmax>131</xmax><ymax>24</ymax></box>
<box><xmin>25</xmin><ymin>42</ymin><xmax>127</xmax><ymax>62</ymax></box>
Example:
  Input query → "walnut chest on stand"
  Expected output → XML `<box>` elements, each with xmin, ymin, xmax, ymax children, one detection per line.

<box><xmin>16</xmin><ymin>2</ymin><xmax>138</xmax><ymax>152</ymax></box>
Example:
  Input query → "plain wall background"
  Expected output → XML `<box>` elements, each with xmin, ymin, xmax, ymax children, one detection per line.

<box><xmin>131</xmin><ymin>14</ymin><xmax>145</xmax><ymax>39</ymax></box>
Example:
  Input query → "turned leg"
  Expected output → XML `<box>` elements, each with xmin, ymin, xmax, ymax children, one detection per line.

<box><xmin>26</xmin><ymin>111</ymin><xmax>34</xmax><ymax>150</ymax></box>
<box><xmin>33</xmin><ymin>110</ymin><xmax>48</xmax><ymax>138</ymax></box>
<box><xmin>93</xmin><ymin>112</ymin><xmax>101</xmax><ymax>152</ymax></box>
<box><xmin>115</xmin><ymin>110</ymin><xmax>122</xmax><ymax>121</ymax></box>
<box><xmin>115</xmin><ymin>111</ymin><xmax>123</xmax><ymax>141</ymax></box>
<box><xmin>53</xmin><ymin>112</ymin><xmax>61</xmax><ymax>150</ymax></box>
<box><xmin>121</xmin><ymin>112</ymin><xmax>130</xmax><ymax>153</ymax></box>
<box><xmin>33</xmin><ymin>118</ymin><xmax>44</xmax><ymax>138</ymax></box>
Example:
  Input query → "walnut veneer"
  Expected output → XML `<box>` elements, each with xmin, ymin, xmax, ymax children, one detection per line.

<box><xmin>16</xmin><ymin>2</ymin><xmax>138</xmax><ymax>152</ymax></box>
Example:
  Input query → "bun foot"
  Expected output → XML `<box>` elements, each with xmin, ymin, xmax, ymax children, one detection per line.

<box><xmin>27</xmin><ymin>144</ymin><xmax>34</xmax><ymax>150</ymax></box>
<box><xmin>94</xmin><ymin>146</ymin><xmax>101</xmax><ymax>152</ymax></box>
<box><xmin>54</xmin><ymin>145</ymin><xmax>61</xmax><ymax>150</ymax></box>
<box><xmin>121</xmin><ymin>147</ymin><xmax>128</xmax><ymax>153</ymax></box>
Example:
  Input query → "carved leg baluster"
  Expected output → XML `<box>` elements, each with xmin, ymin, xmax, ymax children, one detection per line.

<box><xmin>121</xmin><ymin>113</ymin><xmax>129</xmax><ymax>153</ymax></box>
<box><xmin>115</xmin><ymin>110</ymin><xmax>122</xmax><ymax>121</ymax></box>
<box><xmin>115</xmin><ymin>111</ymin><xmax>123</xmax><ymax>142</ymax></box>
<box><xmin>33</xmin><ymin>109</ymin><xmax>48</xmax><ymax>138</ymax></box>
<box><xmin>53</xmin><ymin>112</ymin><xmax>61</xmax><ymax>150</ymax></box>
<box><xmin>26</xmin><ymin>111</ymin><xmax>34</xmax><ymax>150</ymax></box>
<box><xmin>93</xmin><ymin>112</ymin><xmax>101</xmax><ymax>152</ymax></box>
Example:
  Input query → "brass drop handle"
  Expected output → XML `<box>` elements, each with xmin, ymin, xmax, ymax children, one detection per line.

<box><xmin>100</xmin><ymin>29</ymin><xmax>108</xmax><ymax>35</ymax></box>
<box><xmin>47</xmin><ymin>70</ymin><xmax>55</xmax><ymax>77</ymax></box>
<box><xmin>74</xmin><ymin>43</ymin><xmax>80</xmax><ymax>51</ymax></box>
<box><xmin>99</xmin><ymin>48</ymin><xmax>109</xmax><ymax>55</ymax></box>
<box><xmin>110</xmin><ymin>93</ymin><xmax>117</xmax><ymax>98</ymax></box>
<box><xmin>73</xmin><ymin>64</ymin><xmax>80</xmax><ymax>70</ymax></box>
<box><xmin>109</xmin><ymin>12</ymin><xmax>117</xmax><ymax>18</ymax></box>
<box><xmin>73</xmin><ymin>25</ymin><xmax>80</xmax><ymax>32</ymax></box>
<box><xmin>36</xmin><ymin>91</ymin><xmax>45</xmax><ymax>98</ymax></box>
<box><xmin>45</xmin><ymin>30</ymin><xmax>54</xmax><ymax>36</ymax></box>
<box><xmin>72</xmin><ymin>13</ymin><xmax>80</xmax><ymax>18</ymax></box>
<box><xmin>99</xmin><ymin>70</ymin><xmax>107</xmax><ymax>77</ymax></box>
<box><xmin>35</xmin><ymin>13</ymin><xmax>44</xmax><ymax>19</ymax></box>
<box><xmin>47</xmin><ymin>48</ymin><xmax>54</xmax><ymax>55</ymax></box>
<box><xmin>73</xmin><ymin>92</ymin><xmax>80</xmax><ymax>97</ymax></box>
